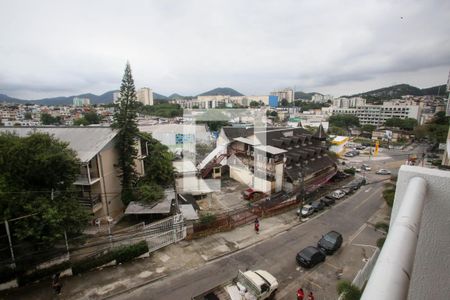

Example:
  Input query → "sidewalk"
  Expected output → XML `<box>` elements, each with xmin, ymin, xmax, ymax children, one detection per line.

<box><xmin>0</xmin><ymin>209</ymin><xmax>303</xmax><ymax>300</ymax></box>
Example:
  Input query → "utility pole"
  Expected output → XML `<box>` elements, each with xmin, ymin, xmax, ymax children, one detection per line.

<box><xmin>4</xmin><ymin>219</ymin><xmax>16</xmax><ymax>268</ymax></box>
<box><xmin>298</xmin><ymin>159</ymin><xmax>305</xmax><ymax>221</ymax></box>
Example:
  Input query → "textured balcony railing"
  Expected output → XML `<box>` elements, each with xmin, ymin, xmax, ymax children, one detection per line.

<box><xmin>361</xmin><ymin>166</ymin><xmax>450</xmax><ymax>300</ymax></box>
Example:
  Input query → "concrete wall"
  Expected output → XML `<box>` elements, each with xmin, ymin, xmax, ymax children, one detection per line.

<box><xmin>97</xmin><ymin>140</ymin><xmax>124</xmax><ymax>219</ymax></box>
<box><xmin>392</xmin><ymin>166</ymin><xmax>450</xmax><ymax>300</ymax></box>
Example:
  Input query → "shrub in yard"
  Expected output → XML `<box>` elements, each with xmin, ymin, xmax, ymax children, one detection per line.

<box><xmin>0</xmin><ymin>266</ymin><xmax>16</xmax><ymax>284</ymax></box>
<box><xmin>17</xmin><ymin>261</ymin><xmax>71</xmax><ymax>286</ymax></box>
<box><xmin>337</xmin><ymin>280</ymin><xmax>362</xmax><ymax>300</ymax></box>
<box><xmin>114</xmin><ymin>241</ymin><xmax>149</xmax><ymax>264</ymax></box>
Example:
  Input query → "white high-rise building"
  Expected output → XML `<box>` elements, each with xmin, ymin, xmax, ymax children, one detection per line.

<box><xmin>271</xmin><ymin>88</ymin><xmax>294</xmax><ymax>103</ymax></box>
<box><xmin>114</xmin><ymin>87</ymin><xmax>154</xmax><ymax>106</ymax></box>
<box><xmin>73</xmin><ymin>97</ymin><xmax>90</xmax><ymax>106</ymax></box>
<box><xmin>136</xmin><ymin>87</ymin><xmax>154</xmax><ymax>106</ymax></box>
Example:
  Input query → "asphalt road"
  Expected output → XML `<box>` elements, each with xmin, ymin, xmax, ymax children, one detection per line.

<box><xmin>114</xmin><ymin>178</ymin><xmax>386</xmax><ymax>300</ymax></box>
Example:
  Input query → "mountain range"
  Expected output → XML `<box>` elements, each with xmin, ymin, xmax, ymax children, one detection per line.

<box><xmin>349</xmin><ymin>84</ymin><xmax>448</xmax><ymax>101</ymax></box>
<box><xmin>0</xmin><ymin>84</ymin><xmax>446</xmax><ymax>106</ymax></box>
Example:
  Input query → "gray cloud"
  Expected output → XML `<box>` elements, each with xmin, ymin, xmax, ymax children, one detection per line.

<box><xmin>0</xmin><ymin>0</ymin><xmax>449</xmax><ymax>99</ymax></box>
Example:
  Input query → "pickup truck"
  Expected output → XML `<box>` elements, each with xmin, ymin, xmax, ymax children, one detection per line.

<box><xmin>192</xmin><ymin>269</ymin><xmax>278</xmax><ymax>300</ymax></box>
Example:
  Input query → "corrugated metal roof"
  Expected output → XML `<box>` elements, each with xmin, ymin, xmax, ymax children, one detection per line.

<box><xmin>0</xmin><ymin>127</ymin><xmax>118</xmax><ymax>163</ymax></box>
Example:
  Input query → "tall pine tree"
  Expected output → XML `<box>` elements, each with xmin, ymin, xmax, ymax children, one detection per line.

<box><xmin>112</xmin><ymin>62</ymin><xmax>139</xmax><ymax>205</ymax></box>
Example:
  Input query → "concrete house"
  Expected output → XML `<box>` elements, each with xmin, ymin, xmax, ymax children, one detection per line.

<box><xmin>0</xmin><ymin>127</ymin><xmax>147</xmax><ymax>220</ymax></box>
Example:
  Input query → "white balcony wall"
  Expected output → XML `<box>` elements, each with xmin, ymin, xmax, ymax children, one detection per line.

<box><xmin>391</xmin><ymin>166</ymin><xmax>450</xmax><ymax>300</ymax></box>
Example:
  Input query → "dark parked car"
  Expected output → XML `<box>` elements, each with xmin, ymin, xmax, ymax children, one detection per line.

<box><xmin>318</xmin><ymin>231</ymin><xmax>343</xmax><ymax>255</ymax></box>
<box><xmin>296</xmin><ymin>246</ymin><xmax>326</xmax><ymax>268</ymax></box>
<box><xmin>311</xmin><ymin>200</ymin><xmax>325</xmax><ymax>212</ymax></box>
<box><xmin>320</xmin><ymin>196</ymin><xmax>335</xmax><ymax>206</ymax></box>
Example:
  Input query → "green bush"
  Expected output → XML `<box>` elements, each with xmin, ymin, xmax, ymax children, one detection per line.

<box><xmin>337</xmin><ymin>280</ymin><xmax>362</xmax><ymax>300</ymax></box>
<box><xmin>114</xmin><ymin>241</ymin><xmax>149</xmax><ymax>264</ymax></box>
<box><xmin>72</xmin><ymin>251</ymin><xmax>116</xmax><ymax>275</ymax></box>
<box><xmin>0</xmin><ymin>266</ymin><xmax>16</xmax><ymax>284</ymax></box>
<box><xmin>72</xmin><ymin>241</ymin><xmax>149</xmax><ymax>274</ymax></box>
<box><xmin>17</xmin><ymin>261</ymin><xmax>71</xmax><ymax>286</ymax></box>
<box><xmin>377</xmin><ymin>237</ymin><xmax>386</xmax><ymax>249</ymax></box>
<box><xmin>374</xmin><ymin>222</ymin><xmax>389</xmax><ymax>232</ymax></box>
<box><xmin>382</xmin><ymin>188</ymin><xmax>395</xmax><ymax>207</ymax></box>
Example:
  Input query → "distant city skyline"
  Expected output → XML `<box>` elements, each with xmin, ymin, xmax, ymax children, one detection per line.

<box><xmin>1</xmin><ymin>0</ymin><xmax>449</xmax><ymax>99</ymax></box>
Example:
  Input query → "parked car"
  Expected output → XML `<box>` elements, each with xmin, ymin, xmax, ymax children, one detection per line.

<box><xmin>331</xmin><ymin>190</ymin><xmax>346</xmax><ymax>199</ymax></box>
<box><xmin>297</xmin><ymin>204</ymin><xmax>315</xmax><ymax>217</ymax></box>
<box><xmin>344</xmin><ymin>151</ymin><xmax>355</xmax><ymax>157</ymax></box>
<box><xmin>296</xmin><ymin>246</ymin><xmax>326</xmax><ymax>268</ymax></box>
<box><xmin>320</xmin><ymin>196</ymin><xmax>335</xmax><ymax>206</ymax></box>
<box><xmin>354</xmin><ymin>167</ymin><xmax>361</xmax><ymax>172</ymax></box>
<box><xmin>317</xmin><ymin>231</ymin><xmax>343</xmax><ymax>255</ymax></box>
<box><xmin>343</xmin><ymin>178</ymin><xmax>366</xmax><ymax>192</ymax></box>
<box><xmin>376</xmin><ymin>169</ymin><xmax>391</xmax><ymax>175</ymax></box>
<box><xmin>311</xmin><ymin>200</ymin><xmax>325</xmax><ymax>212</ymax></box>
<box><xmin>242</xmin><ymin>188</ymin><xmax>266</xmax><ymax>201</ymax></box>
<box><xmin>361</xmin><ymin>164</ymin><xmax>371</xmax><ymax>171</ymax></box>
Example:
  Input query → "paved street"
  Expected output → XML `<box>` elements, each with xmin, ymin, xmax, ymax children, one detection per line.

<box><xmin>114</xmin><ymin>178</ymin><xmax>387</xmax><ymax>300</ymax></box>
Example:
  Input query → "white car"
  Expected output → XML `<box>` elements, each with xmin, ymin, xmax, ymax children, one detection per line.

<box><xmin>376</xmin><ymin>169</ymin><xmax>391</xmax><ymax>175</ymax></box>
<box><xmin>331</xmin><ymin>190</ymin><xmax>346</xmax><ymax>199</ymax></box>
<box><xmin>361</xmin><ymin>164</ymin><xmax>371</xmax><ymax>171</ymax></box>
<box><xmin>300</xmin><ymin>205</ymin><xmax>315</xmax><ymax>217</ymax></box>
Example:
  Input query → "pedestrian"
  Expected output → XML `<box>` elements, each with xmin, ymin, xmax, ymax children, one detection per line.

<box><xmin>254</xmin><ymin>221</ymin><xmax>260</xmax><ymax>234</ymax></box>
<box><xmin>52</xmin><ymin>273</ymin><xmax>62</xmax><ymax>295</ymax></box>
<box><xmin>297</xmin><ymin>288</ymin><xmax>305</xmax><ymax>300</ymax></box>
<box><xmin>254</xmin><ymin>218</ymin><xmax>259</xmax><ymax>225</ymax></box>
<box><xmin>307</xmin><ymin>291</ymin><xmax>314</xmax><ymax>300</ymax></box>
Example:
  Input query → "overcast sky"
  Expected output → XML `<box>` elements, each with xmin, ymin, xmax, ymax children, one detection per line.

<box><xmin>1</xmin><ymin>0</ymin><xmax>449</xmax><ymax>99</ymax></box>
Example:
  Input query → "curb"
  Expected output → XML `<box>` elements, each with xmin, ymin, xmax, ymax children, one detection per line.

<box><xmin>99</xmin><ymin>274</ymin><xmax>168</xmax><ymax>300</ymax></box>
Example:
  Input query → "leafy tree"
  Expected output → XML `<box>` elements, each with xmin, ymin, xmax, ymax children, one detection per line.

<box><xmin>329</xmin><ymin>114</ymin><xmax>360</xmax><ymax>129</ymax></box>
<box><xmin>328</xmin><ymin>126</ymin><xmax>347</xmax><ymax>136</ymax></box>
<box><xmin>385</xmin><ymin>117</ymin><xmax>417</xmax><ymax>130</ymax></box>
<box><xmin>40</xmin><ymin>113</ymin><xmax>61</xmax><ymax>125</ymax></box>
<box><xmin>361</xmin><ymin>124</ymin><xmax>376</xmax><ymax>132</ymax></box>
<box><xmin>140</xmin><ymin>132</ymin><xmax>174</xmax><ymax>187</ymax></box>
<box><xmin>112</xmin><ymin>62</ymin><xmax>140</xmax><ymax>205</ymax></box>
<box><xmin>431</xmin><ymin>111</ymin><xmax>450</xmax><ymax>125</ymax></box>
<box><xmin>84</xmin><ymin>111</ymin><xmax>101</xmax><ymax>124</ymax></box>
<box><xmin>280</xmin><ymin>98</ymin><xmax>289</xmax><ymax>107</ymax></box>
<box><xmin>0</xmin><ymin>133</ymin><xmax>88</xmax><ymax>247</ymax></box>
<box><xmin>24</xmin><ymin>112</ymin><xmax>32</xmax><ymax>120</ymax></box>
<box><xmin>134</xmin><ymin>182</ymin><xmax>164</xmax><ymax>205</ymax></box>
<box><xmin>249</xmin><ymin>101</ymin><xmax>260</xmax><ymax>108</ymax></box>
<box><xmin>73</xmin><ymin>117</ymin><xmax>89</xmax><ymax>126</ymax></box>
<box><xmin>196</xmin><ymin>110</ymin><xmax>230</xmax><ymax>132</ymax></box>
<box><xmin>139</xmin><ymin>103</ymin><xmax>183</xmax><ymax>118</ymax></box>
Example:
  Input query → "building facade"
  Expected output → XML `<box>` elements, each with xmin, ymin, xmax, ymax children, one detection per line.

<box><xmin>73</xmin><ymin>97</ymin><xmax>90</xmax><ymax>106</ymax></box>
<box><xmin>271</xmin><ymin>88</ymin><xmax>294</xmax><ymax>103</ymax></box>
<box><xmin>331</xmin><ymin>102</ymin><xmax>421</xmax><ymax>126</ymax></box>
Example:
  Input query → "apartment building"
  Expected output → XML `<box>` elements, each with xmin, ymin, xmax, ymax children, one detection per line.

<box><xmin>73</xmin><ymin>97</ymin><xmax>90</xmax><ymax>106</ymax></box>
<box><xmin>332</xmin><ymin>97</ymin><xmax>366</xmax><ymax>108</ymax></box>
<box><xmin>181</xmin><ymin>95</ymin><xmax>279</xmax><ymax>109</ymax></box>
<box><xmin>332</xmin><ymin>102</ymin><xmax>421</xmax><ymax>126</ymax></box>
<box><xmin>114</xmin><ymin>87</ymin><xmax>154</xmax><ymax>106</ymax></box>
<box><xmin>0</xmin><ymin>127</ymin><xmax>147</xmax><ymax>220</ymax></box>
<box><xmin>271</xmin><ymin>88</ymin><xmax>294</xmax><ymax>103</ymax></box>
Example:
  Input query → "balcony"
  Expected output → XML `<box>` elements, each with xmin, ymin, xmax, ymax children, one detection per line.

<box><xmin>73</xmin><ymin>172</ymin><xmax>101</xmax><ymax>185</ymax></box>
<box><xmin>360</xmin><ymin>166</ymin><xmax>450</xmax><ymax>300</ymax></box>
<box><xmin>78</xmin><ymin>193</ymin><xmax>103</xmax><ymax>212</ymax></box>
